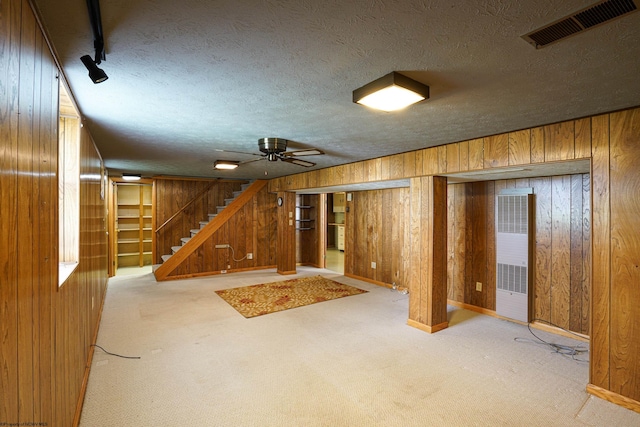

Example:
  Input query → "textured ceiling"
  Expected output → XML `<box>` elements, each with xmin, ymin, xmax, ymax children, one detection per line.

<box><xmin>32</xmin><ymin>0</ymin><xmax>640</xmax><ymax>181</ymax></box>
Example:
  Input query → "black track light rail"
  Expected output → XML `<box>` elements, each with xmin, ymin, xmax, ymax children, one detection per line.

<box><xmin>86</xmin><ymin>0</ymin><xmax>105</xmax><ymax>63</ymax></box>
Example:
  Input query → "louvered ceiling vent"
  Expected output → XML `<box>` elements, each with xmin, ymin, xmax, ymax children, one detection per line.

<box><xmin>522</xmin><ymin>0</ymin><xmax>638</xmax><ymax>48</ymax></box>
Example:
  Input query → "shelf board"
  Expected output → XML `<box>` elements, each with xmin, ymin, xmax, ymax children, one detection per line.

<box><xmin>296</xmin><ymin>227</ymin><xmax>314</xmax><ymax>231</ymax></box>
<box><xmin>296</xmin><ymin>219</ymin><xmax>313</xmax><ymax>222</ymax></box>
<box><xmin>118</xmin><ymin>239</ymin><xmax>140</xmax><ymax>243</ymax></box>
<box><xmin>296</xmin><ymin>206</ymin><xmax>313</xmax><ymax>209</ymax></box>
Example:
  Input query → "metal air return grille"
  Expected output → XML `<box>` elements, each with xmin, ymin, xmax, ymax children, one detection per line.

<box><xmin>497</xmin><ymin>263</ymin><xmax>528</xmax><ymax>295</ymax></box>
<box><xmin>522</xmin><ymin>0</ymin><xmax>638</xmax><ymax>48</ymax></box>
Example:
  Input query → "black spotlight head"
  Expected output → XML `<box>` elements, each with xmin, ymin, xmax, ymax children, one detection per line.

<box><xmin>80</xmin><ymin>55</ymin><xmax>108</xmax><ymax>84</ymax></box>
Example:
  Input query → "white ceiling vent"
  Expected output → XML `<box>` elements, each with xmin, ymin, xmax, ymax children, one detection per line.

<box><xmin>522</xmin><ymin>0</ymin><xmax>638</xmax><ymax>48</ymax></box>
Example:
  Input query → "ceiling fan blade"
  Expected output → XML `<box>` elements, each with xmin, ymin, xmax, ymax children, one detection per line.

<box><xmin>282</xmin><ymin>148</ymin><xmax>325</xmax><ymax>157</ymax></box>
<box><xmin>239</xmin><ymin>157</ymin><xmax>266</xmax><ymax>165</ymax></box>
<box><xmin>214</xmin><ymin>148</ymin><xmax>263</xmax><ymax>157</ymax></box>
<box><xmin>280</xmin><ymin>157</ymin><xmax>316</xmax><ymax>167</ymax></box>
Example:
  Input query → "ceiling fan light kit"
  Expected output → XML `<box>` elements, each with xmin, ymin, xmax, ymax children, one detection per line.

<box><xmin>353</xmin><ymin>71</ymin><xmax>429</xmax><ymax>112</ymax></box>
<box><xmin>214</xmin><ymin>160</ymin><xmax>239</xmax><ymax>170</ymax></box>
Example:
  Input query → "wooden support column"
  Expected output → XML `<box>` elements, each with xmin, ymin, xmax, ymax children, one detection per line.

<box><xmin>276</xmin><ymin>191</ymin><xmax>297</xmax><ymax>275</ymax></box>
<box><xmin>407</xmin><ymin>176</ymin><xmax>448</xmax><ymax>333</ymax></box>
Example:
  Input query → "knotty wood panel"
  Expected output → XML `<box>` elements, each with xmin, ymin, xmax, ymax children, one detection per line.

<box><xmin>468</xmin><ymin>138</ymin><xmax>484</xmax><ymax>170</ymax></box>
<box><xmin>446</xmin><ymin>143</ymin><xmax>460</xmax><ymax>173</ymax></box>
<box><xmin>545</xmin><ymin>121</ymin><xmax>575</xmax><ymax>162</ymax></box>
<box><xmin>484</xmin><ymin>134</ymin><xmax>509</xmax><ymax>168</ymax></box>
<box><xmin>570</xmin><ymin>174</ymin><xmax>584</xmax><ymax>332</ymax></box>
<box><xmin>532</xmin><ymin>177</ymin><xmax>552</xmax><ymax>322</ymax></box>
<box><xmin>531</xmin><ymin>126</ymin><xmax>545</xmax><ymax>163</ymax></box>
<box><xmin>437</xmin><ymin>145</ymin><xmax>447</xmax><ymax>173</ymax></box>
<box><xmin>609</xmin><ymin>108</ymin><xmax>640</xmax><ymax>401</ymax></box>
<box><xmin>551</xmin><ymin>176</ymin><xmax>572</xmax><ymax>330</ymax></box>
<box><xmin>422</xmin><ymin>147</ymin><xmax>438</xmax><ymax>175</ymax></box>
<box><xmin>575</xmin><ymin>117</ymin><xmax>592</xmax><ymax>159</ymax></box>
<box><xmin>508</xmin><ymin>129</ymin><xmax>531</xmax><ymax>165</ymax></box>
<box><xmin>403</xmin><ymin>151</ymin><xmax>417</xmax><ymax>177</ymax></box>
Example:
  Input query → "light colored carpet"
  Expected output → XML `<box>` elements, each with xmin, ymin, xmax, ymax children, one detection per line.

<box><xmin>80</xmin><ymin>267</ymin><xmax>640</xmax><ymax>426</ymax></box>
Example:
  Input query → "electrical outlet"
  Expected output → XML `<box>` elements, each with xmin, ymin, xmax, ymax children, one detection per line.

<box><xmin>247</xmin><ymin>253</ymin><xmax>253</xmax><ymax>260</ymax></box>
<box><xmin>371</xmin><ymin>261</ymin><xmax>376</xmax><ymax>269</ymax></box>
<box><xmin>476</xmin><ymin>282</ymin><xmax>482</xmax><ymax>292</ymax></box>
<box><xmin>215</xmin><ymin>244</ymin><xmax>229</xmax><ymax>249</ymax></box>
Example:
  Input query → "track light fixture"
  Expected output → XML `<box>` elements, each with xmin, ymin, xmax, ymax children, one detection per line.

<box><xmin>353</xmin><ymin>72</ymin><xmax>430</xmax><ymax>112</ymax></box>
<box><xmin>80</xmin><ymin>55</ymin><xmax>108</xmax><ymax>84</ymax></box>
<box><xmin>82</xmin><ymin>0</ymin><xmax>108</xmax><ymax>83</ymax></box>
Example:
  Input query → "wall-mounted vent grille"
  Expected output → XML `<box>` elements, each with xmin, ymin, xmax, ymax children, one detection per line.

<box><xmin>497</xmin><ymin>263</ymin><xmax>528</xmax><ymax>295</ymax></box>
<box><xmin>495</xmin><ymin>192</ymin><xmax>533</xmax><ymax>323</ymax></box>
<box><xmin>522</xmin><ymin>0</ymin><xmax>638</xmax><ymax>48</ymax></box>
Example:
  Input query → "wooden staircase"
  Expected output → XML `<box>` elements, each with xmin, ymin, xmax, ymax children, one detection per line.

<box><xmin>153</xmin><ymin>180</ymin><xmax>267</xmax><ymax>281</ymax></box>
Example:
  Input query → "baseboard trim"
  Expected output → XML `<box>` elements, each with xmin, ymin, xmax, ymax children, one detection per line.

<box><xmin>73</xmin><ymin>278</ymin><xmax>109</xmax><ymax>426</ymax></box>
<box><xmin>587</xmin><ymin>384</ymin><xmax>640</xmax><ymax>414</ymax></box>
<box><xmin>157</xmin><ymin>265</ymin><xmax>277</xmax><ymax>281</ymax></box>
<box><xmin>446</xmin><ymin>299</ymin><xmax>589</xmax><ymax>342</ymax></box>
<box><xmin>447</xmin><ymin>299</ymin><xmax>498</xmax><ymax>317</ymax></box>
<box><xmin>343</xmin><ymin>273</ymin><xmax>406</xmax><ymax>290</ymax></box>
<box><xmin>407</xmin><ymin>319</ymin><xmax>449</xmax><ymax>334</ymax></box>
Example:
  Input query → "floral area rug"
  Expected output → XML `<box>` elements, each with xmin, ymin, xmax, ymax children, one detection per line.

<box><xmin>215</xmin><ymin>275</ymin><xmax>368</xmax><ymax>318</ymax></box>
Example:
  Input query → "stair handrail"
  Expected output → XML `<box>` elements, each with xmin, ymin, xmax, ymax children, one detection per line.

<box><xmin>155</xmin><ymin>180</ymin><xmax>221</xmax><ymax>234</ymax></box>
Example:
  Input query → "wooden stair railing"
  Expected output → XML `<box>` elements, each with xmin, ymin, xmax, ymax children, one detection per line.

<box><xmin>153</xmin><ymin>179</ymin><xmax>268</xmax><ymax>281</ymax></box>
<box><xmin>155</xmin><ymin>179</ymin><xmax>220</xmax><ymax>235</ymax></box>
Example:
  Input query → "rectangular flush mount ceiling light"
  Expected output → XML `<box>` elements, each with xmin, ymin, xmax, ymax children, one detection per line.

<box><xmin>122</xmin><ymin>173</ymin><xmax>141</xmax><ymax>181</ymax></box>
<box><xmin>353</xmin><ymin>72</ymin><xmax>430</xmax><ymax>112</ymax></box>
<box><xmin>214</xmin><ymin>160</ymin><xmax>239</xmax><ymax>170</ymax></box>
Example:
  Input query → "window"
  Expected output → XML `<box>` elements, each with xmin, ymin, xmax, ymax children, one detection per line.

<box><xmin>58</xmin><ymin>82</ymin><xmax>80</xmax><ymax>286</ymax></box>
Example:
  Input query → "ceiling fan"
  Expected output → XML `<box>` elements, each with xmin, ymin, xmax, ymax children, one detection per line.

<box><xmin>216</xmin><ymin>138</ymin><xmax>325</xmax><ymax>167</ymax></box>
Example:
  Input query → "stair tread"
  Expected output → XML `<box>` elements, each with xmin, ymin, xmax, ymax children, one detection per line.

<box><xmin>171</xmin><ymin>246</ymin><xmax>182</xmax><ymax>253</ymax></box>
<box><xmin>161</xmin><ymin>255</ymin><xmax>171</xmax><ymax>262</ymax></box>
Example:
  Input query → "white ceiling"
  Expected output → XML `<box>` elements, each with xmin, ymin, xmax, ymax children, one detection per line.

<box><xmin>32</xmin><ymin>0</ymin><xmax>640</xmax><ymax>181</ymax></box>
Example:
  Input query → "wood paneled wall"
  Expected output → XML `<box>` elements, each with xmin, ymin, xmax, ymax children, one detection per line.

<box><xmin>268</xmin><ymin>104</ymin><xmax>640</xmax><ymax>407</ymax></box>
<box><xmin>446</xmin><ymin>175</ymin><xmax>591</xmax><ymax>335</ymax></box>
<box><xmin>158</xmin><ymin>182</ymin><xmax>277</xmax><ymax>278</ymax></box>
<box><xmin>1</xmin><ymin>2</ymin><xmax>108</xmax><ymax>425</ymax></box>
<box><xmin>345</xmin><ymin>188</ymin><xmax>410</xmax><ymax>286</ymax></box>
<box><xmin>153</xmin><ymin>178</ymin><xmax>245</xmax><ymax>264</ymax></box>
<box><xmin>599</xmin><ymin>109</ymin><xmax>640</xmax><ymax>402</ymax></box>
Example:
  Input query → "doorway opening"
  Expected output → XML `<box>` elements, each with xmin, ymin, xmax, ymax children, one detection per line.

<box><xmin>108</xmin><ymin>179</ymin><xmax>153</xmax><ymax>276</ymax></box>
<box><xmin>326</xmin><ymin>192</ymin><xmax>346</xmax><ymax>274</ymax></box>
